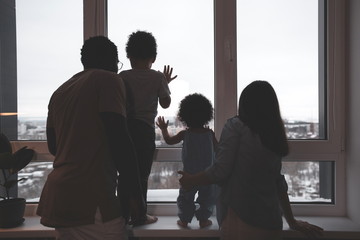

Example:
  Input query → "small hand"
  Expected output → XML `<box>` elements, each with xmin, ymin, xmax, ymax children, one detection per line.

<box><xmin>288</xmin><ymin>219</ymin><xmax>323</xmax><ymax>238</ymax></box>
<box><xmin>156</xmin><ymin>116</ymin><xmax>169</xmax><ymax>130</ymax></box>
<box><xmin>163</xmin><ymin>65</ymin><xmax>177</xmax><ymax>84</ymax></box>
<box><xmin>178</xmin><ymin>170</ymin><xmax>193</xmax><ymax>191</ymax></box>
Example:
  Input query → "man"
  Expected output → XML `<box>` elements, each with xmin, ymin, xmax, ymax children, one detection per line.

<box><xmin>37</xmin><ymin>36</ymin><xmax>145</xmax><ymax>240</ymax></box>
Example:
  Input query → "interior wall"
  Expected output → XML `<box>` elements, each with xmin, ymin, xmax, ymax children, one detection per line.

<box><xmin>346</xmin><ymin>0</ymin><xmax>360</xmax><ymax>224</ymax></box>
<box><xmin>0</xmin><ymin>0</ymin><xmax>17</xmax><ymax>139</ymax></box>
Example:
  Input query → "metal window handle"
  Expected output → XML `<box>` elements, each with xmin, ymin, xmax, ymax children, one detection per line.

<box><xmin>226</xmin><ymin>40</ymin><xmax>234</xmax><ymax>62</ymax></box>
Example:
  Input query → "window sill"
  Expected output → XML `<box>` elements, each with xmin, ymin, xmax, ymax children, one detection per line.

<box><xmin>0</xmin><ymin>215</ymin><xmax>360</xmax><ymax>239</ymax></box>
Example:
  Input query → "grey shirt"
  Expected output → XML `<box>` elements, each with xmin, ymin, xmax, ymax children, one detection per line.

<box><xmin>205</xmin><ymin>116</ymin><xmax>288</xmax><ymax>230</ymax></box>
<box><xmin>120</xmin><ymin>69</ymin><xmax>170</xmax><ymax>127</ymax></box>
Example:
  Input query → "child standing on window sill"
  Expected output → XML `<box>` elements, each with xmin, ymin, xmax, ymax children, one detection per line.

<box><xmin>156</xmin><ymin>93</ymin><xmax>217</xmax><ymax>228</ymax></box>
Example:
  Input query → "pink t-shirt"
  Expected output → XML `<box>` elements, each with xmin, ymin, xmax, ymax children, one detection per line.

<box><xmin>38</xmin><ymin>69</ymin><xmax>126</xmax><ymax>227</ymax></box>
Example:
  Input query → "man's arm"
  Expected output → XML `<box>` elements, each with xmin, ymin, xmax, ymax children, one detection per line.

<box><xmin>99</xmin><ymin>111</ymin><xmax>145</xmax><ymax>223</ymax></box>
<box><xmin>46</xmin><ymin>127</ymin><xmax>56</xmax><ymax>156</ymax></box>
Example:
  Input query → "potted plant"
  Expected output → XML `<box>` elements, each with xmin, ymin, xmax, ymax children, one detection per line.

<box><xmin>0</xmin><ymin>133</ymin><xmax>34</xmax><ymax>228</ymax></box>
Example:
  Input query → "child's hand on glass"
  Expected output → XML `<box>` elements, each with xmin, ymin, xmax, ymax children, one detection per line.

<box><xmin>163</xmin><ymin>65</ymin><xmax>177</xmax><ymax>84</ymax></box>
<box><xmin>156</xmin><ymin>116</ymin><xmax>169</xmax><ymax>130</ymax></box>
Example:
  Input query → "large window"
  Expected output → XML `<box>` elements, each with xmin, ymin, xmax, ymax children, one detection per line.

<box><xmin>236</xmin><ymin>0</ymin><xmax>333</xmax><ymax>203</ymax></box>
<box><xmin>16</xmin><ymin>0</ymin><xmax>83</xmax><ymax>140</ymax></box>
<box><xmin>107</xmin><ymin>0</ymin><xmax>214</xmax><ymax>201</ymax></box>
<box><xmin>0</xmin><ymin>0</ymin><xmax>345</xmax><ymax>215</ymax></box>
<box><xmin>14</xmin><ymin>0</ymin><xmax>82</xmax><ymax>200</ymax></box>
<box><xmin>237</xmin><ymin>0</ymin><xmax>323</xmax><ymax>140</ymax></box>
<box><xmin>108</xmin><ymin>0</ymin><xmax>215</xmax><ymax>148</ymax></box>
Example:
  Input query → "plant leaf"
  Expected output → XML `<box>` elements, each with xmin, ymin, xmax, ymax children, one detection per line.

<box><xmin>12</xmin><ymin>147</ymin><xmax>34</xmax><ymax>171</ymax></box>
<box><xmin>0</xmin><ymin>152</ymin><xmax>15</xmax><ymax>169</ymax></box>
<box><xmin>0</xmin><ymin>133</ymin><xmax>12</xmax><ymax>154</ymax></box>
<box><xmin>18</xmin><ymin>177</ymin><xmax>27</xmax><ymax>183</ymax></box>
<box><xmin>3</xmin><ymin>180</ymin><xmax>18</xmax><ymax>189</ymax></box>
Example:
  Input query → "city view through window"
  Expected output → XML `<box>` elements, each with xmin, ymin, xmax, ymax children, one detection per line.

<box><xmin>13</xmin><ymin>0</ymin><xmax>331</xmax><ymax>203</ymax></box>
<box><xmin>17</xmin><ymin>117</ymin><xmax>330</xmax><ymax>203</ymax></box>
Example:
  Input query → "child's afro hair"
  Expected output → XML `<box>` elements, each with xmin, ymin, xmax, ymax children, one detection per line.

<box><xmin>126</xmin><ymin>30</ymin><xmax>157</xmax><ymax>59</ymax></box>
<box><xmin>177</xmin><ymin>93</ymin><xmax>214</xmax><ymax>128</ymax></box>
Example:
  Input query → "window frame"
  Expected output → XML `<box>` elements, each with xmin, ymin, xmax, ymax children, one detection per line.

<box><xmin>9</xmin><ymin>0</ymin><xmax>345</xmax><ymax>216</ymax></box>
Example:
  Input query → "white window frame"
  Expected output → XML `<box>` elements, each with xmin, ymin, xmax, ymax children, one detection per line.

<box><xmin>10</xmin><ymin>0</ymin><xmax>345</xmax><ymax>217</ymax></box>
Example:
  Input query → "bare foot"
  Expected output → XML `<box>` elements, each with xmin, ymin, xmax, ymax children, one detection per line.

<box><xmin>144</xmin><ymin>214</ymin><xmax>158</xmax><ymax>224</ymax></box>
<box><xmin>199</xmin><ymin>219</ymin><xmax>212</xmax><ymax>228</ymax></box>
<box><xmin>177</xmin><ymin>220</ymin><xmax>188</xmax><ymax>228</ymax></box>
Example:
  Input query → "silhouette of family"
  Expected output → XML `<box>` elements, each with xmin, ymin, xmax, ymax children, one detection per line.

<box><xmin>37</xmin><ymin>32</ymin><xmax>323</xmax><ymax>240</ymax></box>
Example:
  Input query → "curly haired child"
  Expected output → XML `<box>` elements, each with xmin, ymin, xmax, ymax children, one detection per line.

<box><xmin>156</xmin><ymin>93</ymin><xmax>217</xmax><ymax>228</ymax></box>
<box><xmin>119</xmin><ymin>30</ymin><xmax>177</xmax><ymax>225</ymax></box>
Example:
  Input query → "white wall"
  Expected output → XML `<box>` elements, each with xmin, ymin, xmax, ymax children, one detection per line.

<box><xmin>346</xmin><ymin>0</ymin><xmax>360</xmax><ymax>224</ymax></box>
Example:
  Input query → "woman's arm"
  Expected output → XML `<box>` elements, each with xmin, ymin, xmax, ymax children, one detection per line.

<box><xmin>178</xmin><ymin>170</ymin><xmax>215</xmax><ymax>190</ymax></box>
<box><xmin>179</xmin><ymin>119</ymin><xmax>239</xmax><ymax>189</ymax></box>
<box><xmin>277</xmin><ymin>178</ymin><xmax>324</xmax><ymax>238</ymax></box>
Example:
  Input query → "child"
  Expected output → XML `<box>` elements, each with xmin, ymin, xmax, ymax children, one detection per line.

<box><xmin>156</xmin><ymin>93</ymin><xmax>217</xmax><ymax>228</ymax></box>
<box><xmin>119</xmin><ymin>30</ymin><xmax>177</xmax><ymax>225</ymax></box>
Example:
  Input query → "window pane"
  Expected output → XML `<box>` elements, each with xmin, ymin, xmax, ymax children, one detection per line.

<box><xmin>282</xmin><ymin>161</ymin><xmax>333</xmax><ymax>203</ymax></box>
<box><xmin>237</xmin><ymin>0</ymin><xmax>323</xmax><ymax>139</ymax></box>
<box><xmin>148</xmin><ymin>162</ymin><xmax>182</xmax><ymax>202</ymax></box>
<box><xmin>108</xmin><ymin>0</ymin><xmax>214</xmax><ymax>147</ymax></box>
<box><xmin>18</xmin><ymin>162</ymin><xmax>53</xmax><ymax>202</ymax></box>
<box><xmin>17</xmin><ymin>159</ymin><xmax>334</xmax><ymax>204</ymax></box>
<box><xmin>16</xmin><ymin>0</ymin><xmax>83</xmax><ymax>140</ymax></box>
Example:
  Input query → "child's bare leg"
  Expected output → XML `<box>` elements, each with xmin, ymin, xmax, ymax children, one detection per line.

<box><xmin>177</xmin><ymin>220</ymin><xmax>188</xmax><ymax>228</ymax></box>
<box><xmin>199</xmin><ymin>219</ymin><xmax>212</xmax><ymax>228</ymax></box>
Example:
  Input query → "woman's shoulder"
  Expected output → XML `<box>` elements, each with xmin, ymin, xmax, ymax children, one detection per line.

<box><xmin>225</xmin><ymin>116</ymin><xmax>246</xmax><ymax>131</ymax></box>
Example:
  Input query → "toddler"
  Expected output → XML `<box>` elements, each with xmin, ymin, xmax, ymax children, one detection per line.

<box><xmin>156</xmin><ymin>93</ymin><xmax>217</xmax><ymax>228</ymax></box>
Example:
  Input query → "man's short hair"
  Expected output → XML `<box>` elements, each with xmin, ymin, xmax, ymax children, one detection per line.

<box><xmin>81</xmin><ymin>36</ymin><xmax>118</xmax><ymax>71</ymax></box>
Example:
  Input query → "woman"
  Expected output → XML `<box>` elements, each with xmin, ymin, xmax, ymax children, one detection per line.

<box><xmin>179</xmin><ymin>81</ymin><xmax>323</xmax><ymax>239</ymax></box>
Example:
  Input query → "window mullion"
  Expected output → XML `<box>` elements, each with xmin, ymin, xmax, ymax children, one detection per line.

<box><xmin>214</xmin><ymin>0</ymin><xmax>237</xmax><ymax>138</ymax></box>
<box><xmin>83</xmin><ymin>0</ymin><xmax>107</xmax><ymax>40</ymax></box>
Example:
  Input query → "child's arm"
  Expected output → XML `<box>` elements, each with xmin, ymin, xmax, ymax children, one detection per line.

<box><xmin>206</xmin><ymin>127</ymin><xmax>218</xmax><ymax>149</ymax></box>
<box><xmin>159</xmin><ymin>65</ymin><xmax>177</xmax><ymax>109</ymax></box>
<box><xmin>156</xmin><ymin>116</ymin><xmax>185</xmax><ymax>145</ymax></box>
<box><xmin>159</xmin><ymin>96</ymin><xmax>171</xmax><ymax>109</ymax></box>
<box><xmin>212</xmin><ymin>130</ymin><xmax>218</xmax><ymax>150</ymax></box>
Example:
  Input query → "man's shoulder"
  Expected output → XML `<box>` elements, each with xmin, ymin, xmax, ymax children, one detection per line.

<box><xmin>87</xmin><ymin>69</ymin><xmax>119</xmax><ymax>78</ymax></box>
<box><xmin>85</xmin><ymin>69</ymin><xmax>122</xmax><ymax>87</ymax></box>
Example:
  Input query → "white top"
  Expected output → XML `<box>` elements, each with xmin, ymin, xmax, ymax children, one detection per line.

<box><xmin>120</xmin><ymin>69</ymin><xmax>171</xmax><ymax>127</ymax></box>
<box><xmin>206</xmin><ymin>116</ymin><xmax>287</xmax><ymax>230</ymax></box>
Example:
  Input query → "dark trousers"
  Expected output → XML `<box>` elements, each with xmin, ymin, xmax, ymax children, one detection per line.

<box><xmin>177</xmin><ymin>185</ymin><xmax>215</xmax><ymax>223</ymax></box>
<box><xmin>127</xmin><ymin>119</ymin><xmax>155</xmax><ymax>215</ymax></box>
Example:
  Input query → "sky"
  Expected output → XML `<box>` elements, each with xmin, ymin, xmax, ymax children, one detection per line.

<box><xmin>16</xmin><ymin>0</ymin><xmax>319</xmax><ymax>122</ymax></box>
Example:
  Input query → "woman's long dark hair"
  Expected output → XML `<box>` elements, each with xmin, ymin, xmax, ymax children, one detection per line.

<box><xmin>238</xmin><ymin>81</ymin><xmax>289</xmax><ymax>157</ymax></box>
